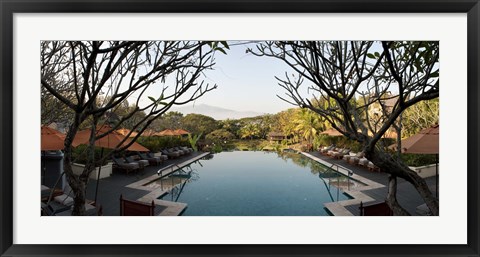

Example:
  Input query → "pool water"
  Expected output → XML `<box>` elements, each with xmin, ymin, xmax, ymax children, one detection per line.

<box><xmin>151</xmin><ymin>151</ymin><xmax>360</xmax><ymax>216</ymax></box>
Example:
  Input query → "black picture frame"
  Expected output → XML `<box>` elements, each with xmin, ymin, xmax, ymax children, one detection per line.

<box><xmin>1</xmin><ymin>1</ymin><xmax>479</xmax><ymax>256</ymax></box>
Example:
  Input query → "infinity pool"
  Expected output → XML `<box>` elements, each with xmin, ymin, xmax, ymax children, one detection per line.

<box><xmin>150</xmin><ymin>151</ymin><xmax>361</xmax><ymax>216</ymax></box>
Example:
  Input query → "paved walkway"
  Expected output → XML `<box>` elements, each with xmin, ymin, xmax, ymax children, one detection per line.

<box><xmin>83</xmin><ymin>152</ymin><xmax>208</xmax><ymax>216</ymax></box>
<box><xmin>303</xmin><ymin>151</ymin><xmax>437</xmax><ymax>216</ymax></box>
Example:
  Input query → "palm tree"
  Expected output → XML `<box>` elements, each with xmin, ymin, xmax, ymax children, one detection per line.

<box><xmin>240</xmin><ymin>123</ymin><xmax>261</xmax><ymax>140</ymax></box>
<box><xmin>294</xmin><ymin>109</ymin><xmax>322</xmax><ymax>143</ymax></box>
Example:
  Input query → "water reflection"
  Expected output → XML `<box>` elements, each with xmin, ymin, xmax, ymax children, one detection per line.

<box><xmin>277</xmin><ymin>151</ymin><xmax>358</xmax><ymax>195</ymax></box>
<box><xmin>158</xmin><ymin>151</ymin><xmax>357</xmax><ymax>204</ymax></box>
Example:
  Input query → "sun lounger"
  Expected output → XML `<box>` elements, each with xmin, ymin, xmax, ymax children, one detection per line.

<box><xmin>54</xmin><ymin>194</ymin><xmax>75</xmax><ymax>206</ymax></box>
<box><xmin>171</xmin><ymin>147</ymin><xmax>187</xmax><ymax>155</ymax></box>
<box><xmin>151</xmin><ymin>152</ymin><xmax>168</xmax><ymax>161</ymax></box>
<box><xmin>415</xmin><ymin>203</ymin><xmax>432</xmax><ymax>216</ymax></box>
<box><xmin>41</xmin><ymin>186</ymin><xmax>64</xmax><ymax>202</ymax></box>
<box><xmin>137</xmin><ymin>152</ymin><xmax>161</xmax><ymax>166</ymax></box>
<box><xmin>358</xmin><ymin>157</ymin><xmax>369</xmax><ymax>167</ymax></box>
<box><xmin>41</xmin><ymin>201</ymin><xmax>71</xmax><ymax>216</ymax></box>
<box><xmin>320</xmin><ymin>145</ymin><xmax>335</xmax><ymax>155</ymax></box>
<box><xmin>161</xmin><ymin>149</ymin><xmax>180</xmax><ymax>159</ymax></box>
<box><xmin>367</xmin><ymin>161</ymin><xmax>381</xmax><ymax>172</ymax></box>
<box><xmin>168</xmin><ymin>148</ymin><xmax>185</xmax><ymax>156</ymax></box>
<box><xmin>125</xmin><ymin>156</ymin><xmax>149</xmax><ymax>168</ymax></box>
<box><xmin>45</xmin><ymin>202</ymin><xmax>103</xmax><ymax>216</ymax></box>
<box><xmin>174</xmin><ymin>146</ymin><xmax>191</xmax><ymax>154</ymax></box>
<box><xmin>332</xmin><ymin>149</ymin><xmax>350</xmax><ymax>159</ymax></box>
<box><xmin>348</xmin><ymin>156</ymin><xmax>361</xmax><ymax>165</ymax></box>
<box><xmin>112</xmin><ymin>156</ymin><xmax>141</xmax><ymax>174</ymax></box>
<box><xmin>345</xmin><ymin>152</ymin><xmax>365</xmax><ymax>164</ymax></box>
<box><xmin>180</xmin><ymin>146</ymin><xmax>194</xmax><ymax>153</ymax></box>
<box><xmin>328</xmin><ymin>147</ymin><xmax>344</xmax><ymax>157</ymax></box>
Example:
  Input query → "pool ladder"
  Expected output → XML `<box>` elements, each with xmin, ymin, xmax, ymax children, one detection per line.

<box><xmin>157</xmin><ymin>163</ymin><xmax>184</xmax><ymax>178</ymax></box>
<box><xmin>327</xmin><ymin>163</ymin><xmax>354</xmax><ymax>193</ymax></box>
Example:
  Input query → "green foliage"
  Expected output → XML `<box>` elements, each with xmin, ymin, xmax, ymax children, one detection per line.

<box><xmin>231</xmin><ymin>139</ymin><xmax>270</xmax><ymax>151</ymax></box>
<box><xmin>151</xmin><ymin>111</ymin><xmax>184</xmax><ymax>131</ymax></box>
<box><xmin>239</xmin><ymin>123</ymin><xmax>262</xmax><ymax>139</ymax></box>
<box><xmin>401</xmin><ymin>153</ymin><xmax>437</xmax><ymax>167</ymax></box>
<box><xmin>137</xmin><ymin>136</ymin><xmax>189</xmax><ymax>152</ymax></box>
<box><xmin>206</xmin><ymin>129</ymin><xmax>236</xmax><ymax>143</ymax></box>
<box><xmin>314</xmin><ymin>135</ymin><xmax>363</xmax><ymax>152</ymax></box>
<box><xmin>401</xmin><ymin>98</ymin><xmax>439</xmax><ymax>138</ymax></box>
<box><xmin>294</xmin><ymin>109</ymin><xmax>322</xmax><ymax>143</ymax></box>
<box><xmin>207</xmin><ymin>41</ymin><xmax>230</xmax><ymax>55</ymax></box>
<box><xmin>71</xmin><ymin>145</ymin><xmax>112</xmax><ymax>166</ymax></box>
<box><xmin>182</xmin><ymin>113</ymin><xmax>219</xmax><ymax>136</ymax></box>
<box><xmin>187</xmin><ymin>133</ymin><xmax>202</xmax><ymax>151</ymax></box>
<box><xmin>211</xmin><ymin>144</ymin><xmax>223</xmax><ymax>153</ymax></box>
<box><xmin>220</xmin><ymin>119</ymin><xmax>241</xmax><ymax>137</ymax></box>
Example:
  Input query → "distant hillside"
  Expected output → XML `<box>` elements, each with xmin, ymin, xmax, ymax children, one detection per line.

<box><xmin>171</xmin><ymin>104</ymin><xmax>264</xmax><ymax>120</ymax></box>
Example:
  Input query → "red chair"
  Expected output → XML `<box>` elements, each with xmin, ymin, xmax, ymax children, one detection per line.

<box><xmin>120</xmin><ymin>195</ymin><xmax>155</xmax><ymax>216</ymax></box>
<box><xmin>359</xmin><ymin>201</ymin><xmax>393</xmax><ymax>216</ymax></box>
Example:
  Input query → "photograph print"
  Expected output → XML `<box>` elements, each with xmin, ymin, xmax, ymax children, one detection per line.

<box><xmin>40</xmin><ymin>41</ymin><xmax>439</xmax><ymax>216</ymax></box>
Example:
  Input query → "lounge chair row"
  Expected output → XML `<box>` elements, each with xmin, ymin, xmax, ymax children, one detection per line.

<box><xmin>320</xmin><ymin>145</ymin><xmax>351</xmax><ymax>159</ymax></box>
<box><xmin>112</xmin><ymin>156</ymin><xmax>145</xmax><ymax>174</ymax></box>
<box><xmin>41</xmin><ymin>185</ymin><xmax>102</xmax><ymax>216</ymax></box>
<box><xmin>319</xmin><ymin>145</ymin><xmax>381</xmax><ymax>172</ymax></box>
<box><xmin>159</xmin><ymin>146</ymin><xmax>193</xmax><ymax>159</ymax></box>
<box><xmin>113</xmin><ymin>152</ymin><xmax>165</xmax><ymax>174</ymax></box>
<box><xmin>112</xmin><ymin>146</ymin><xmax>194</xmax><ymax>174</ymax></box>
<box><xmin>344</xmin><ymin>152</ymin><xmax>381</xmax><ymax>172</ymax></box>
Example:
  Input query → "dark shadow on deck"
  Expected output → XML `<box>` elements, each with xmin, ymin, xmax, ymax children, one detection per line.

<box><xmin>84</xmin><ymin>152</ymin><xmax>205</xmax><ymax>216</ymax></box>
<box><xmin>308</xmin><ymin>152</ymin><xmax>437</xmax><ymax>215</ymax></box>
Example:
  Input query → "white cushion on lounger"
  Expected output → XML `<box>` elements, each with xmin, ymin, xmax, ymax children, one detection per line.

<box><xmin>358</xmin><ymin>158</ymin><xmax>369</xmax><ymax>166</ymax></box>
<box><xmin>416</xmin><ymin>203</ymin><xmax>432</xmax><ymax>216</ymax></box>
<box><xmin>54</xmin><ymin>194</ymin><xmax>74</xmax><ymax>206</ymax></box>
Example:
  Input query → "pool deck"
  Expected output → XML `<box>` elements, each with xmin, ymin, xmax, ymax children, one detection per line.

<box><xmin>301</xmin><ymin>151</ymin><xmax>437</xmax><ymax>216</ymax></box>
<box><xmin>85</xmin><ymin>152</ymin><xmax>210</xmax><ymax>216</ymax></box>
<box><xmin>83</xmin><ymin>150</ymin><xmax>435</xmax><ymax>216</ymax></box>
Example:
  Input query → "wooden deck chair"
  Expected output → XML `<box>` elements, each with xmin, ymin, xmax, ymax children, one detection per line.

<box><xmin>120</xmin><ymin>195</ymin><xmax>155</xmax><ymax>216</ymax></box>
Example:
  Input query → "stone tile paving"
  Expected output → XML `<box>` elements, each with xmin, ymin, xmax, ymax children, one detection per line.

<box><xmin>84</xmin><ymin>152</ymin><xmax>206</xmax><ymax>215</ymax></box>
<box><xmin>307</xmin><ymin>151</ymin><xmax>437</xmax><ymax>216</ymax></box>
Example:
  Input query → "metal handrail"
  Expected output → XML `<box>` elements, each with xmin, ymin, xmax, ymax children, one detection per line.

<box><xmin>328</xmin><ymin>162</ymin><xmax>354</xmax><ymax>191</ymax></box>
<box><xmin>329</xmin><ymin>162</ymin><xmax>354</xmax><ymax>176</ymax></box>
<box><xmin>157</xmin><ymin>163</ymin><xmax>183</xmax><ymax>178</ymax></box>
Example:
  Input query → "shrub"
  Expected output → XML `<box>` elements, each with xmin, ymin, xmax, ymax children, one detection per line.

<box><xmin>71</xmin><ymin>145</ymin><xmax>112</xmax><ymax>166</ymax></box>
<box><xmin>137</xmin><ymin>136</ymin><xmax>189</xmax><ymax>152</ymax></box>
<box><xmin>205</xmin><ymin>129</ymin><xmax>235</xmax><ymax>144</ymax></box>
<box><xmin>188</xmin><ymin>133</ymin><xmax>202</xmax><ymax>151</ymax></box>
<box><xmin>401</xmin><ymin>153</ymin><xmax>437</xmax><ymax>167</ymax></box>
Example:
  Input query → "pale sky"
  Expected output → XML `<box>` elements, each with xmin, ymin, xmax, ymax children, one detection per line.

<box><xmin>135</xmin><ymin>41</ymin><xmax>395</xmax><ymax>115</ymax></box>
<box><xmin>185</xmin><ymin>42</ymin><xmax>295</xmax><ymax>114</ymax></box>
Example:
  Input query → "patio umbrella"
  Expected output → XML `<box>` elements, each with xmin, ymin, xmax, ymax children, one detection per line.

<box><xmin>116</xmin><ymin>128</ymin><xmax>138</xmax><ymax>138</ymax></box>
<box><xmin>173</xmin><ymin>129</ymin><xmax>190</xmax><ymax>135</ymax></box>
<box><xmin>157</xmin><ymin>129</ymin><xmax>179</xmax><ymax>136</ymax></box>
<box><xmin>41</xmin><ymin>126</ymin><xmax>65</xmax><ymax>151</ymax></box>
<box><xmin>389</xmin><ymin>124</ymin><xmax>439</xmax><ymax>197</ymax></box>
<box><xmin>320</xmin><ymin>128</ymin><xmax>343</xmax><ymax>137</ymax></box>
<box><xmin>73</xmin><ymin>125</ymin><xmax>149</xmax><ymax>203</ymax></box>
<box><xmin>140</xmin><ymin>129</ymin><xmax>157</xmax><ymax>137</ymax></box>
<box><xmin>73</xmin><ymin>125</ymin><xmax>149</xmax><ymax>152</ymax></box>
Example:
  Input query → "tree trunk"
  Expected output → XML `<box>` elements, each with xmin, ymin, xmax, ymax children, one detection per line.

<box><xmin>63</xmin><ymin>155</ymin><xmax>86</xmax><ymax>216</ymax></box>
<box><xmin>367</xmin><ymin>149</ymin><xmax>439</xmax><ymax>215</ymax></box>
<box><xmin>70</xmin><ymin>176</ymin><xmax>87</xmax><ymax>215</ymax></box>
<box><xmin>62</xmin><ymin>115</ymin><xmax>88</xmax><ymax>216</ymax></box>
<box><xmin>386</xmin><ymin>175</ymin><xmax>410</xmax><ymax>215</ymax></box>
